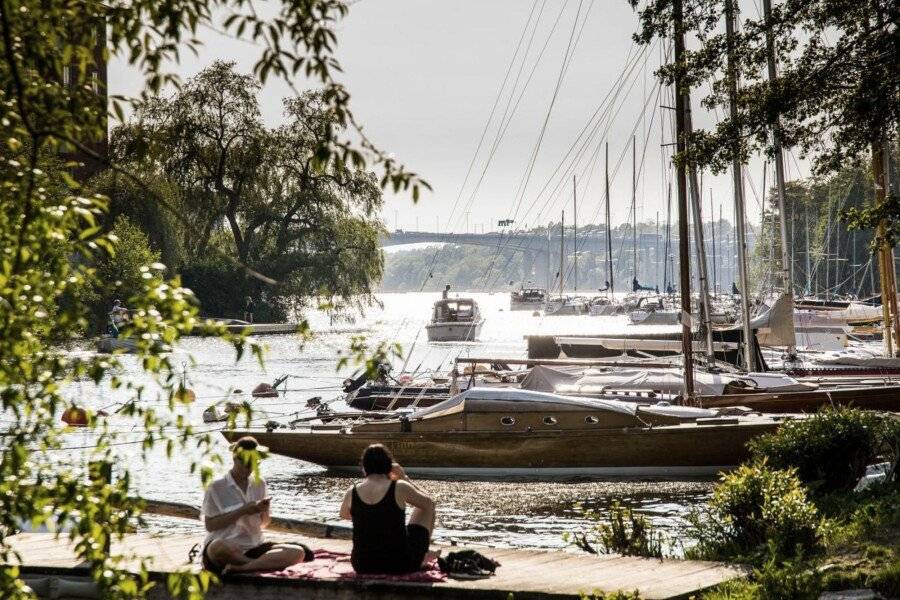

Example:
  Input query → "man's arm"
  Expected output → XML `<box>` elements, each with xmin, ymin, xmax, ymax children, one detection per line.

<box><xmin>204</xmin><ymin>499</ymin><xmax>268</xmax><ymax>532</ymax></box>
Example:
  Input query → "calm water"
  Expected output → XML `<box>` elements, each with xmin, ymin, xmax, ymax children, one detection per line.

<box><xmin>57</xmin><ymin>292</ymin><xmax>710</xmax><ymax>551</ymax></box>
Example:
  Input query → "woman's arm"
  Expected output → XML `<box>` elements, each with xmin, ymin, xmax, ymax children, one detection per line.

<box><xmin>396</xmin><ymin>480</ymin><xmax>435</xmax><ymax>512</ymax></box>
<box><xmin>339</xmin><ymin>488</ymin><xmax>353</xmax><ymax>520</ymax></box>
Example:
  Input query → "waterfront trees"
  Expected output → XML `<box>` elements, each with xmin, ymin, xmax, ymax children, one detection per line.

<box><xmin>0</xmin><ymin>1</ymin><xmax>418</xmax><ymax>598</ymax></box>
<box><xmin>109</xmin><ymin>62</ymin><xmax>386</xmax><ymax>320</ymax></box>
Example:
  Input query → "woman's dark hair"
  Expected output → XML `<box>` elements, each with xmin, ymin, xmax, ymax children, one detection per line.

<box><xmin>361</xmin><ymin>444</ymin><xmax>394</xmax><ymax>476</ymax></box>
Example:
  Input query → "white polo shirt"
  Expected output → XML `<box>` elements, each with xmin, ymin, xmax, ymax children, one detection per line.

<box><xmin>201</xmin><ymin>471</ymin><xmax>267</xmax><ymax>551</ymax></box>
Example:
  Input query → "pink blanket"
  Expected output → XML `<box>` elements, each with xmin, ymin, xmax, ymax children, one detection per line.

<box><xmin>260</xmin><ymin>549</ymin><xmax>447</xmax><ymax>583</ymax></box>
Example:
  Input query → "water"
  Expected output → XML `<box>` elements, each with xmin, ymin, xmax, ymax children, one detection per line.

<box><xmin>56</xmin><ymin>292</ymin><xmax>710</xmax><ymax>552</ymax></box>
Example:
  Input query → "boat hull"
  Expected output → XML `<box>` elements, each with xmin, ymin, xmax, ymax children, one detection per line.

<box><xmin>426</xmin><ymin>319</ymin><xmax>483</xmax><ymax>342</ymax></box>
<box><xmin>223</xmin><ymin>422</ymin><xmax>778</xmax><ymax>479</ymax></box>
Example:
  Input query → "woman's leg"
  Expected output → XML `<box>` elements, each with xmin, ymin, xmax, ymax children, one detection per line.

<box><xmin>224</xmin><ymin>543</ymin><xmax>306</xmax><ymax>573</ymax></box>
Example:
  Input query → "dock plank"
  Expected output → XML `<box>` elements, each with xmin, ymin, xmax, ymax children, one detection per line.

<box><xmin>6</xmin><ymin>532</ymin><xmax>746</xmax><ymax>600</ymax></box>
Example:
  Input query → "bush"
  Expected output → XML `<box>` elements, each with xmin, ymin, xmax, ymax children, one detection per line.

<box><xmin>869</xmin><ymin>559</ymin><xmax>900</xmax><ymax>598</ymax></box>
<box><xmin>568</xmin><ymin>502</ymin><xmax>664</xmax><ymax>558</ymax></box>
<box><xmin>748</xmin><ymin>408</ymin><xmax>894</xmax><ymax>493</ymax></box>
<box><xmin>81</xmin><ymin>215</ymin><xmax>162</xmax><ymax>332</ymax></box>
<box><xmin>751</xmin><ymin>549</ymin><xmax>821</xmax><ymax>600</ymax></box>
<box><xmin>687</xmin><ymin>463</ymin><xmax>821</xmax><ymax>562</ymax></box>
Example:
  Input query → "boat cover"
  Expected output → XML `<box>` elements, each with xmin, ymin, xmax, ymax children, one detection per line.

<box><xmin>520</xmin><ymin>365</ymin><xmax>814</xmax><ymax>395</ymax></box>
<box><xmin>409</xmin><ymin>387</ymin><xmax>638</xmax><ymax>420</ymax></box>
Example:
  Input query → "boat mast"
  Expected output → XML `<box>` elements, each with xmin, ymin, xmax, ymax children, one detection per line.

<box><xmin>674</xmin><ymin>0</ymin><xmax>695</xmax><ymax>398</ymax></box>
<box><xmin>762</xmin><ymin>0</ymin><xmax>797</xmax><ymax>356</ymax></box>
<box><xmin>725</xmin><ymin>0</ymin><xmax>756</xmax><ymax>371</ymax></box>
<box><xmin>560</xmin><ymin>210</ymin><xmax>565</xmax><ymax>298</ymax></box>
<box><xmin>632</xmin><ymin>135</ymin><xmax>638</xmax><ymax>287</ymax></box>
<box><xmin>606</xmin><ymin>141</ymin><xmax>614</xmax><ymax>295</ymax></box>
<box><xmin>655</xmin><ymin>211</ymin><xmax>660</xmax><ymax>291</ymax></box>
<box><xmin>685</xmin><ymin>112</ymin><xmax>716</xmax><ymax>363</ymax></box>
<box><xmin>710</xmin><ymin>190</ymin><xmax>717</xmax><ymax>295</ymax></box>
<box><xmin>664</xmin><ymin>180</ymin><xmax>672</xmax><ymax>292</ymax></box>
<box><xmin>573</xmin><ymin>175</ymin><xmax>578</xmax><ymax>292</ymax></box>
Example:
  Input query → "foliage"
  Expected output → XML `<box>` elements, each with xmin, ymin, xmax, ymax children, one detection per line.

<box><xmin>750</xmin><ymin>166</ymin><xmax>878</xmax><ymax>297</ymax></box>
<box><xmin>750</xmin><ymin>549</ymin><xmax>821</xmax><ymax>600</ymax></box>
<box><xmin>580</xmin><ymin>591</ymin><xmax>642</xmax><ymax>600</ymax></box>
<box><xmin>79</xmin><ymin>215</ymin><xmax>162</xmax><ymax>331</ymax></box>
<box><xmin>748</xmin><ymin>408</ymin><xmax>896</xmax><ymax>493</ymax></box>
<box><xmin>869</xmin><ymin>558</ymin><xmax>900</xmax><ymax>598</ymax></box>
<box><xmin>629</xmin><ymin>0</ymin><xmax>900</xmax><ymax>245</ymax></box>
<box><xmin>0</xmin><ymin>0</ymin><xmax>418</xmax><ymax>599</ymax></box>
<box><xmin>686</xmin><ymin>463</ymin><xmax>821</xmax><ymax>562</ymax></box>
<box><xmin>567</xmin><ymin>502</ymin><xmax>664</xmax><ymax>559</ymax></box>
<box><xmin>114</xmin><ymin>62</ymin><xmax>386</xmax><ymax>318</ymax></box>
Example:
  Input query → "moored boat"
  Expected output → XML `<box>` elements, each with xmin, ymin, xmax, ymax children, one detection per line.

<box><xmin>510</xmin><ymin>286</ymin><xmax>547</xmax><ymax>311</ymax></box>
<box><xmin>426</xmin><ymin>297</ymin><xmax>484</xmax><ymax>342</ymax></box>
<box><xmin>224</xmin><ymin>388</ymin><xmax>793</xmax><ymax>478</ymax></box>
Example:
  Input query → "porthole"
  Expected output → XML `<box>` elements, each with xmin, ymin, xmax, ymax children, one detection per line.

<box><xmin>543</xmin><ymin>416</ymin><xmax>557</xmax><ymax>425</ymax></box>
<box><xmin>500</xmin><ymin>416</ymin><xmax>516</xmax><ymax>426</ymax></box>
<box><xmin>585</xmin><ymin>416</ymin><xmax>599</xmax><ymax>424</ymax></box>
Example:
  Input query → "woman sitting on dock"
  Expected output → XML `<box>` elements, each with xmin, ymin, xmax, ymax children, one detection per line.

<box><xmin>339</xmin><ymin>444</ymin><xmax>436</xmax><ymax>574</ymax></box>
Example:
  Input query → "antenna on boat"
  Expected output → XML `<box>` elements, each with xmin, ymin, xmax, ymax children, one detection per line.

<box><xmin>674</xmin><ymin>0</ymin><xmax>695</xmax><ymax>399</ymax></box>
<box><xmin>560</xmin><ymin>211</ymin><xmax>565</xmax><ymax>298</ymax></box>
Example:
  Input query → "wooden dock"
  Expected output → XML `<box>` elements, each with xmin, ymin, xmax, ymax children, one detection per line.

<box><xmin>8</xmin><ymin>531</ymin><xmax>746</xmax><ymax>600</ymax></box>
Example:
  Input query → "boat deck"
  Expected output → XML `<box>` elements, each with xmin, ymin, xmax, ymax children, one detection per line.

<box><xmin>8</xmin><ymin>531</ymin><xmax>746</xmax><ymax>600</ymax></box>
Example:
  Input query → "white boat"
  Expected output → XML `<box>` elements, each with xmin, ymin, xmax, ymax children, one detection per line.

<box><xmin>426</xmin><ymin>297</ymin><xmax>484</xmax><ymax>342</ymax></box>
<box><xmin>510</xmin><ymin>286</ymin><xmax>547</xmax><ymax>311</ymax></box>
<box><xmin>544</xmin><ymin>295</ymin><xmax>590</xmax><ymax>316</ymax></box>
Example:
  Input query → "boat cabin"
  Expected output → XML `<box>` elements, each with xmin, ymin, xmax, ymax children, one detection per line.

<box><xmin>432</xmin><ymin>298</ymin><xmax>479</xmax><ymax>323</ymax></box>
<box><xmin>512</xmin><ymin>288</ymin><xmax>546</xmax><ymax>303</ymax></box>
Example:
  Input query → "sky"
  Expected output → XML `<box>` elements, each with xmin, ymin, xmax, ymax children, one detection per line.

<box><xmin>109</xmin><ymin>0</ymin><xmax>806</xmax><ymax>234</ymax></box>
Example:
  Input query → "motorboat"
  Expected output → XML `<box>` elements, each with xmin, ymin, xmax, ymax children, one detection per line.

<box><xmin>224</xmin><ymin>388</ymin><xmax>794</xmax><ymax>478</ymax></box>
<box><xmin>510</xmin><ymin>286</ymin><xmax>547</xmax><ymax>311</ymax></box>
<box><xmin>426</xmin><ymin>297</ymin><xmax>484</xmax><ymax>342</ymax></box>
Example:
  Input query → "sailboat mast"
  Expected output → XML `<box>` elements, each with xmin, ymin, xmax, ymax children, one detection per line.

<box><xmin>762</xmin><ymin>0</ymin><xmax>797</xmax><ymax>356</ymax></box>
<box><xmin>573</xmin><ymin>175</ymin><xmax>578</xmax><ymax>292</ymax></box>
<box><xmin>606</xmin><ymin>141</ymin><xmax>614</xmax><ymax>295</ymax></box>
<box><xmin>674</xmin><ymin>0</ymin><xmax>695</xmax><ymax>398</ymax></box>
<box><xmin>632</xmin><ymin>135</ymin><xmax>638</xmax><ymax>286</ymax></box>
<box><xmin>560</xmin><ymin>211</ymin><xmax>565</xmax><ymax>298</ymax></box>
<box><xmin>725</xmin><ymin>0</ymin><xmax>755</xmax><ymax>371</ymax></box>
<box><xmin>710</xmin><ymin>190</ymin><xmax>717</xmax><ymax>295</ymax></box>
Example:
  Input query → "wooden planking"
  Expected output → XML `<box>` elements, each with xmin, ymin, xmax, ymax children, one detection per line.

<box><xmin>6</xmin><ymin>532</ymin><xmax>746</xmax><ymax>600</ymax></box>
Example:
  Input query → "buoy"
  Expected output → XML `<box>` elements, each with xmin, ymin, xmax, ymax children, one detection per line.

<box><xmin>252</xmin><ymin>383</ymin><xmax>278</xmax><ymax>398</ymax></box>
<box><xmin>62</xmin><ymin>406</ymin><xmax>88</xmax><ymax>427</ymax></box>
<box><xmin>177</xmin><ymin>388</ymin><xmax>196</xmax><ymax>403</ymax></box>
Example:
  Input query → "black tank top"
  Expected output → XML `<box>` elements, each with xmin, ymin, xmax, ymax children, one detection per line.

<box><xmin>350</xmin><ymin>481</ymin><xmax>410</xmax><ymax>573</ymax></box>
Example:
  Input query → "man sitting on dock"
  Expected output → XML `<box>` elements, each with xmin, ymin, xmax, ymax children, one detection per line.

<box><xmin>201</xmin><ymin>436</ymin><xmax>311</xmax><ymax>575</ymax></box>
<box><xmin>339</xmin><ymin>444</ymin><xmax>435</xmax><ymax>574</ymax></box>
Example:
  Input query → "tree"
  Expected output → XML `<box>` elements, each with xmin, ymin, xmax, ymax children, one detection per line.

<box><xmin>116</xmin><ymin>62</ymin><xmax>386</xmax><ymax>318</ymax></box>
<box><xmin>0</xmin><ymin>1</ymin><xmax>421</xmax><ymax>599</ymax></box>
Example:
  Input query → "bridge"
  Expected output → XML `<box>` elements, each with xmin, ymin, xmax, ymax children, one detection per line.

<box><xmin>381</xmin><ymin>229</ymin><xmax>750</xmax><ymax>291</ymax></box>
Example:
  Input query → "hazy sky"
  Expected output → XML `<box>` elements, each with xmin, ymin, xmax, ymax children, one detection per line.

<box><xmin>109</xmin><ymin>0</ymin><xmax>804</xmax><ymax>233</ymax></box>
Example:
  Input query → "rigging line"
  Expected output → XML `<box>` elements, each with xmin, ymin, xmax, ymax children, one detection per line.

<box><xmin>478</xmin><ymin>0</ymin><xmax>591</xmax><ymax>288</ymax></box>
<box><xmin>488</xmin><ymin>75</ymin><xmax>663</xmax><ymax>290</ymax></box>
<box><xmin>510</xmin><ymin>39</ymin><xmax>651</xmax><ymax>229</ymax></box>
<box><xmin>413</xmin><ymin>0</ymin><xmax>546</xmax><ymax>293</ymax></box>
<box><xmin>484</xmin><ymin>57</ymin><xmax>653</xmax><ymax>290</ymax></box>
<box><xmin>445</xmin><ymin>0</ymin><xmax>569</xmax><ymax>237</ymax></box>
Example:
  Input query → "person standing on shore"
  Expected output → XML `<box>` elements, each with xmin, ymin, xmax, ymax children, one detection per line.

<box><xmin>243</xmin><ymin>296</ymin><xmax>256</xmax><ymax>324</ymax></box>
<box><xmin>339</xmin><ymin>444</ymin><xmax>436</xmax><ymax>574</ymax></box>
<box><xmin>201</xmin><ymin>436</ymin><xmax>311</xmax><ymax>575</ymax></box>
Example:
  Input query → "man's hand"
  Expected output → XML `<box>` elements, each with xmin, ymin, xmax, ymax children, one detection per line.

<box><xmin>243</xmin><ymin>497</ymin><xmax>271</xmax><ymax>515</ymax></box>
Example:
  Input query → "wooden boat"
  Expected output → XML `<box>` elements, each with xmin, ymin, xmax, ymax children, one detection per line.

<box><xmin>426</xmin><ymin>297</ymin><xmax>484</xmax><ymax>342</ymax></box>
<box><xmin>223</xmin><ymin>388</ymin><xmax>792</xmax><ymax>478</ymax></box>
<box><xmin>96</xmin><ymin>336</ymin><xmax>138</xmax><ymax>353</ymax></box>
<box><xmin>510</xmin><ymin>286</ymin><xmax>547</xmax><ymax>311</ymax></box>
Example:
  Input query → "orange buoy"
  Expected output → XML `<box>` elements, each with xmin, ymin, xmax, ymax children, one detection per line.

<box><xmin>62</xmin><ymin>406</ymin><xmax>88</xmax><ymax>427</ymax></box>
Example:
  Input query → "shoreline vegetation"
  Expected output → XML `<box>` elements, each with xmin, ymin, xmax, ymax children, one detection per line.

<box><xmin>571</xmin><ymin>409</ymin><xmax>899</xmax><ymax>600</ymax></box>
